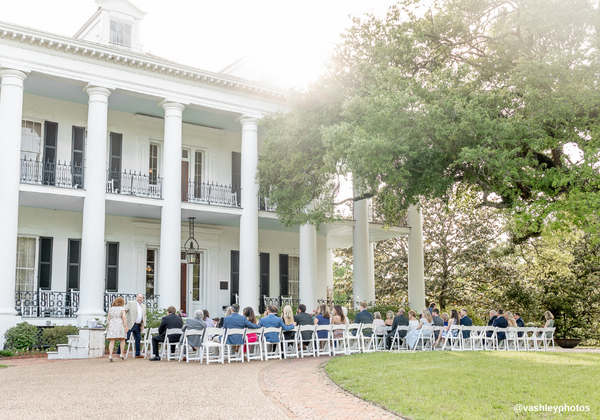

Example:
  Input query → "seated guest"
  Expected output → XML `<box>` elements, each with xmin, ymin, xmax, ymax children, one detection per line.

<box><xmin>203</xmin><ymin>309</ymin><xmax>215</xmax><ymax>328</ymax></box>
<box><xmin>222</xmin><ymin>304</ymin><xmax>260</xmax><ymax>345</ymax></box>
<box><xmin>441</xmin><ymin>312</ymin><xmax>449</xmax><ymax>326</ymax></box>
<box><xmin>354</xmin><ymin>301</ymin><xmax>374</xmax><ymax>336</ymax></box>
<box><xmin>314</xmin><ymin>304</ymin><xmax>331</xmax><ymax>340</ymax></box>
<box><xmin>407</xmin><ymin>310</ymin><xmax>419</xmax><ymax>331</ymax></box>
<box><xmin>212</xmin><ymin>317</ymin><xmax>220</xmax><ymax>326</ymax></box>
<box><xmin>243</xmin><ymin>306</ymin><xmax>260</xmax><ymax>353</ymax></box>
<box><xmin>218</xmin><ymin>306</ymin><xmax>232</xmax><ymax>328</ymax></box>
<box><xmin>281</xmin><ymin>305</ymin><xmax>296</xmax><ymax>340</ymax></box>
<box><xmin>537</xmin><ymin>310</ymin><xmax>554</xmax><ymax>345</ymax></box>
<box><xmin>331</xmin><ymin>305</ymin><xmax>346</xmax><ymax>341</ymax></box>
<box><xmin>431</xmin><ymin>308</ymin><xmax>444</xmax><ymax>340</ymax></box>
<box><xmin>459</xmin><ymin>308</ymin><xmax>473</xmax><ymax>339</ymax></box>
<box><xmin>150</xmin><ymin>306</ymin><xmax>183</xmax><ymax>361</ymax></box>
<box><xmin>294</xmin><ymin>304</ymin><xmax>314</xmax><ymax>344</ymax></box>
<box><xmin>260</xmin><ymin>305</ymin><xmax>294</xmax><ymax>343</ymax></box>
<box><xmin>385</xmin><ymin>311</ymin><xmax>394</xmax><ymax>327</ymax></box>
<box><xmin>179</xmin><ymin>309</ymin><xmax>207</xmax><ymax>350</ymax></box>
<box><xmin>406</xmin><ymin>309</ymin><xmax>433</xmax><ymax>349</ymax></box>
<box><xmin>373</xmin><ymin>312</ymin><xmax>386</xmax><ymax>336</ymax></box>
<box><xmin>428</xmin><ymin>302</ymin><xmax>436</xmax><ymax>315</ymax></box>
<box><xmin>386</xmin><ymin>308</ymin><xmax>409</xmax><ymax>349</ymax></box>
<box><xmin>492</xmin><ymin>309</ymin><xmax>508</xmax><ymax>343</ymax></box>
<box><xmin>486</xmin><ymin>310</ymin><xmax>498</xmax><ymax>337</ymax></box>
<box><xmin>433</xmin><ymin>309</ymin><xmax>459</xmax><ymax>347</ymax></box>
<box><xmin>342</xmin><ymin>307</ymin><xmax>350</xmax><ymax>325</ymax></box>
<box><xmin>514</xmin><ymin>312</ymin><xmax>525</xmax><ymax>337</ymax></box>
<box><xmin>506</xmin><ymin>311</ymin><xmax>517</xmax><ymax>340</ymax></box>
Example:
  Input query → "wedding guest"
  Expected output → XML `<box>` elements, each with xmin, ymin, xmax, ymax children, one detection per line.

<box><xmin>408</xmin><ymin>310</ymin><xmax>419</xmax><ymax>331</ymax></box>
<box><xmin>243</xmin><ymin>306</ymin><xmax>260</xmax><ymax>353</ymax></box>
<box><xmin>106</xmin><ymin>297</ymin><xmax>128</xmax><ymax>362</ymax></box>
<box><xmin>406</xmin><ymin>309</ymin><xmax>433</xmax><ymax>349</ymax></box>
<box><xmin>385</xmin><ymin>311</ymin><xmax>394</xmax><ymax>327</ymax></box>
<box><xmin>441</xmin><ymin>312</ymin><xmax>449</xmax><ymax>326</ymax></box>
<box><xmin>433</xmin><ymin>309</ymin><xmax>459</xmax><ymax>347</ymax></box>
<box><xmin>331</xmin><ymin>305</ymin><xmax>346</xmax><ymax>341</ymax></box>
<box><xmin>203</xmin><ymin>309</ymin><xmax>215</xmax><ymax>328</ymax></box>
<box><xmin>314</xmin><ymin>304</ymin><xmax>331</xmax><ymax>340</ymax></box>
<box><xmin>281</xmin><ymin>305</ymin><xmax>296</xmax><ymax>340</ymax></box>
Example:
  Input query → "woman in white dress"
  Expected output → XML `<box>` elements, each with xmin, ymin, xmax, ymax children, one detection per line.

<box><xmin>433</xmin><ymin>309</ymin><xmax>459</xmax><ymax>347</ymax></box>
<box><xmin>406</xmin><ymin>310</ymin><xmax>433</xmax><ymax>349</ymax></box>
<box><xmin>407</xmin><ymin>310</ymin><xmax>419</xmax><ymax>331</ymax></box>
<box><xmin>106</xmin><ymin>297</ymin><xmax>128</xmax><ymax>362</ymax></box>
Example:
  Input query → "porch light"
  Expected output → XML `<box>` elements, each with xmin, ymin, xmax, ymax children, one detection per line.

<box><xmin>184</xmin><ymin>217</ymin><xmax>199</xmax><ymax>264</ymax></box>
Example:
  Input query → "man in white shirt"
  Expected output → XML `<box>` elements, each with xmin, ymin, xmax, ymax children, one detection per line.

<box><xmin>119</xmin><ymin>294</ymin><xmax>147</xmax><ymax>358</ymax></box>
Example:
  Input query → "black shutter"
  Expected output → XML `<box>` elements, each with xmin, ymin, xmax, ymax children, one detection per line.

<box><xmin>279</xmin><ymin>254</ymin><xmax>289</xmax><ymax>296</ymax></box>
<box><xmin>43</xmin><ymin>121</ymin><xmax>58</xmax><ymax>185</ymax></box>
<box><xmin>71</xmin><ymin>126</ymin><xmax>85</xmax><ymax>188</ymax></box>
<box><xmin>230</xmin><ymin>250</ymin><xmax>239</xmax><ymax>305</ymax></box>
<box><xmin>106</xmin><ymin>242</ymin><xmax>119</xmax><ymax>292</ymax></box>
<box><xmin>67</xmin><ymin>239</ymin><xmax>81</xmax><ymax>290</ymax></box>
<box><xmin>38</xmin><ymin>237</ymin><xmax>53</xmax><ymax>290</ymax></box>
<box><xmin>109</xmin><ymin>133</ymin><xmax>122</xmax><ymax>190</ymax></box>
<box><xmin>232</xmin><ymin>152</ymin><xmax>241</xmax><ymax>205</ymax></box>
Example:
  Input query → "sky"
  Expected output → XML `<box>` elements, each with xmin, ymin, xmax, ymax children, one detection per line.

<box><xmin>1</xmin><ymin>0</ymin><xmax>401</xmax><ymax>89</ymax></box>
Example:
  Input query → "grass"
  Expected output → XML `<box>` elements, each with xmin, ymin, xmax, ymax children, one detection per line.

<box><xmin>0</xmin><ymin>365</ymin><xmax>8</xmax><ymax>368</ymax></box>
<box><xmin>326</xmin><ymin>352</ymin><xmax>600</xmax><ymax>420</ymax></box>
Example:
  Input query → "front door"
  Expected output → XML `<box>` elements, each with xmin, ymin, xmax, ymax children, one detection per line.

<box><xmin>188</xmin><ymin>252</ymin><xmax>204</xmax><ymax>319</ymax></box>
<box><xmin>181</xmin><ymin>160</ymin><xmax>189</xmax><ymax>202</ymax></box>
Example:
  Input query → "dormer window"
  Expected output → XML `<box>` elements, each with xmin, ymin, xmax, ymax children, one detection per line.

<box><xmin>109</xmin><ymin>20</ymin><xmax>132</xmax><ymax>47</ymax></box>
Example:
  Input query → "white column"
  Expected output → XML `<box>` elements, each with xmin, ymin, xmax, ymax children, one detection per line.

<box><xmin>299</xmin><ymin>224</ymin><xmax>318</xmax><ymax>312</ymax></box>
<box><xmin>408</xmin><ymin>204</ymin><xmax>426</xmax><ymax>311</ymax></box>
<box><xmin>353</xmin><ymin>198</ymin><xmax>375</xmax><ymax>302</ymax></box>
<box><xmin>78</xmin><ymin>85</ymin><xmax>112</xmax><ymax>320</ymax></box>
<box><xmin>158</xmin><ymin>101</ymin><xmax>185</xmax><ymax>309</ymax></box>
<box><xmin>326</xmin><ymin>249</ymin><xmax>334</xmax><ymax>295</ymax></box>
<box><xmin>0</xmin><ymin>69</ymin><xmax>28</xmax><ymax>316</ymax></box>
<box><xmin>237</xmin><ymin>116</ymin><xmax>260</xmax><ymax>311</ymax></box>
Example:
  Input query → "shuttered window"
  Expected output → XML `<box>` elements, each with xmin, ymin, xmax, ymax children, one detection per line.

<box><xmin>38</xmin><ymin>237</ymin><xmax>53</xmax><ymax>290</ymax></box>
<box><xmin>232</xmin><ymin>152</ymin><xmax>241</xmax><ymax>205</ymax></box>
<box><xmin>67</xmin><ymin>239</ymin><xmax>81</xmax><ymax>291</ymax></box>
<box><xmin>106</xmin><ymin>242</ymin><xmax>119</xmax><ymax>292</ymax></box>
<box><xmin>71</xmin><ymin>126</ymin><xmax>85</xmax><ymax>188</ymax></box>
<box><xmin>109</xmin><ymin>133</ymin><xmax>122</xmax><ymax>190</ymax></box>
<box><xmin>230</xmin><ymin>250</ymin><xmax>239</xmax><ymax>305</ymax></box>
<box><xmin>279</xmin><ymin>254</ymin><xmax>289</xmax><ymax>296</ymax></box>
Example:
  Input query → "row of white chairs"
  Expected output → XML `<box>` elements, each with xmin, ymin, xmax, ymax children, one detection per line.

<box><xmin>389</xmin><ymin>325</ymin><xmax>556</xmax><ymax>352</ymax></box>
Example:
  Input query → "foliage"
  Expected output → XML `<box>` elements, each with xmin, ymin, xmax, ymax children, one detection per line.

<box><xmin>146</xmin><ymin>308</ymin><xmax>168</xmax><ymax>329</ymax></box>
<box><xmin>4</xmin><ymin>322</ymin><xmax>39</xmax><ymax>350</ymax></box>
<box><xmin>0</xmin><ymin>350</ymin><xmax>15</xmax><ymax>357</ymax></box>
<box><xmin>327</xmin><ymin>352</ymin><xmax>600</xmax><ymax>420</ymax></box>
<box><xmin>257</xmin><ymin>0</ymin><xmax>600</xmax><ymax>243</ymax></box>
<box><xmin>41</xmin><ymin>325</ymin><xmax>80</xmax><ymax>350</ymax></box>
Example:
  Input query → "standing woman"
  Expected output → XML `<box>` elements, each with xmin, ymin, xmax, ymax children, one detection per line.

<box><xmin>106</xmin><ymin>297</ymin><xmax>128</xmax><ymax>361</ymax></box>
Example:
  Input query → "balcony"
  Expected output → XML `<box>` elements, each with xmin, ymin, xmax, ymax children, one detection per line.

<box><xmin>183</xmin><ymin>181</ymin><xmax>240</xmax><ymax>208</ymax></box>
<box><xmin>20</xmin><ymin>158</ymin><xmax>84</xmax><ymax>189</ymax></box>
<box><xmin>106</xmin><ymin>170</ymin><xmax>162</xmax><ymax>199</ymax></box>
<box><xmin>15</xmin><ymin>290</ymin><xmax>80</xmax><ymax>318</ymax></box>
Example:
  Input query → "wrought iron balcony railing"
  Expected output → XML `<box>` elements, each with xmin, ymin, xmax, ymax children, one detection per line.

<box><xmin>15</xmin><ymin>290</ymin><xmax>80</xmax><ymax>318</ymax></box>
<box><xmin>183</xmin><ymin>181</ymin><xmax>239</xmax><ymax>208</ymax></box>
<box><xmin>258</xmin><ymin>193</ymin><xmax>277</xmax><ymax>212</ymax></box>
<box><xmin>20</xmin><ymin>158</ymin><xmax>84</xmax><ymax>189</ymax></box>
<box><xmin>106</xmin><ymin>170</ymin><xmax>162</xmax><ymax>199</ymax></box>
<box><xmin>103</xmin><ymin>292</ymin><xmax>160</xmax><ymax>313</ymax></box>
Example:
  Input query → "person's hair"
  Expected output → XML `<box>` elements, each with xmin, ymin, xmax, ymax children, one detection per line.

<box><xmin>515</xmin><ymin>312</ymin><xmax>521</xmax><ymax>317</ymax></box>
<box><xmin>461</xmin><ymin>308</ymin><xmax>468</xmax><ymax>315</ymax></box>
<box><xmin>450</xmin><ymin>309</ymin><xmax>459</xmax><ymax>324</ymax></box>
<box><xmin>506</xmin><ymin>312</ymin><xmax>517</xmax><ymax>327</ymax></box>
<box><xmin>422</xmin><ymin>309</ymin><xmax>433</xmax><ymax>323</ymax></box>
<box><xmin>360</xmin><ymin>301</ymin><xmax>368</xmax><ymax>309</ymax></box>
<box><xmin>429</xmin><ymin>302</ymin><xmax>435</xmax><ymax>308</ymax></box>
<box><xmin>319</xmin><ymin>304</ymin><xmax>330</xmax><ymax>319</ymax></box>
<box><xmin>112</xmin><ymin>297</ymin><xmax>125</xmax><ymax>307</ymax></box>
<box><xmin>398</xmin><ymin>308</ymin><xmax>405</xmax><ymax>315</ymax></box>
<box><xmin>203</xmin><ymin>309</ymin><xmax>210</xmax><ymax>321</ymax></box>
<box><xmin>334</xmin><ymin>305</ymin><xmax>346</xmax><ymax>323</ymax></box>
<box><xmin>408</xmin><ymin>310</ymin><xmax>417</xmax><ymax>318</ymax></box>
<box><xmin>231</xmin><ymin>304</ymin><xmax>240</xmax><ymax>313</ymax></box>
<box><xmin>267</xmin><ymin>305</ymin><xmax>278</xmax><ymax>314</ymax></box>
<box><xmin>298</xmin><ymin>304</ymin><xmax>307</xmax><ymax>313</ymax></box>
<box><xmin>243</xmin><ymin>306</ymin><xmax>257</xmax><ymax>324</ymax></box>
<box><xmin>194</xmin><ymin>309</ymin><xmax>204</xmax><ymax>319</ymax></box>
<box><xmin>374</xmin><ymin>311</ymin><xmax>381</xmax><ymax>320</ymax></box>
<box><xmin>498</xmin><ymin>309</ymin><xmax>504</xmax><ymax>315</ymax></box>
<box><xmin>544</xmin><ymin>310</ymin><xmax>554</xmax><ymax>320</ymax></box>
<box><xmin>386</xmin><ymin>311</ymin><xmax>394</xmax><ymax>319</ymax></box>
<box><xmin>490</xmin><ymin>310</ymin><xmax>497</xmax><ymax>316</ymax></box>
<box><xmin>213</xmin><ymin>317</ymin><xmax>220</xmax><ymax>324</ymax></box>
<box><xmin>282</xmin><ymin>305</ymin><xmax>294</xmax><ymax>325</ymax></box>
<box><xmin>224</xmin><ymin>307</ymin><xmax>233</xmax><ymax>317</ymax></box>
<box><xmin>441</xmin><ymin>312</ymin><xmax>449</xmax><ymax>322</ymax></box>
<box><xmin>167</xmin><ymin>306</ymin><xmax>177</xmax><ymax>314</ymax></box>
<box><xmin>432</xmin><ymin>308</ymin><xmax>440</xmax><ymax>315</ymax></box>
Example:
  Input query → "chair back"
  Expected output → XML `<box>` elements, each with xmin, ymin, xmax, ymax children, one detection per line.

<box><xmin>224</xmin><ymin>328</ymin><xmax>246</xmax><ymax>343</ymax></box>
<box><xmin>299</xmin><ymin>324</ymin><xmax>317</xmax><ymax>338</ymax></box>
<box><xmin>347</xmin><ymin>323</ymin><xmax>362</xmax><ymax>336</ymax></box>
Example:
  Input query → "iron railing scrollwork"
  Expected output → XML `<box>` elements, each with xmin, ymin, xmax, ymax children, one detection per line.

<box><xmin>15</xmin><ymin>290</ymin><xmax>80</xmax><ymax>318</ymax></box>
<box><xmin>184</xmin><ymin>181</ymin><xmax>239</xmax><ymax>208</ymax></box>
<box><xmin>20</xmin><ymin>158</ymin><xmax>84</xmax><ymax>189</ymax></box>
<box><xmin>106</xmin><ymin>170</ymin><xmax>162</xmax><ymax>198</ymax></box>
<box><xmin>103</xmin><ymin>293</ymin><xmax>160</xmax><ymax>313</ymax></box>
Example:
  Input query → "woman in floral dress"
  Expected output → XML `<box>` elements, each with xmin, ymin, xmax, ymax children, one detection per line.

<box><xmin>106</xmin><ymin>297</ymin><xmax>128</xmax><ymax>361</ymax></box>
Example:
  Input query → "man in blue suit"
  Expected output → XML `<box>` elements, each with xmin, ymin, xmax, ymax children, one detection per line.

<box><xmin>459</xmin><ymin>308</ymin><xmax>473</xmax><ymax>338</ymax></box>
<box><xmin>259</xmin><ymin>305</ymin><xmax>294</xmax><ymax>343</ymax></box>
<box><xmin>492</xmin><ymin>309</ymin><xmax>508</xmax><ymax>341</ymax></box>
<box><xmin>222</xmin><ymin>304</ymin><xmax>260</xmax><ymax>345</ymax></box>
<box><xmin>515</xmin><ymin>312</ymin><xmax>525</xmax><ymax>337</ymax></box>
<box><xmin>353</xmin><ymin>301</ymin><xmax>374</xmax><ymax>336</ymax></box>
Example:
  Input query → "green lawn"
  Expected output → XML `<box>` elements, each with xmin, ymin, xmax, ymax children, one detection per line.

<box><xmin>325</xmin><ymin>352</ymin><xmax>600</xmax><ymax>420</ymax></box>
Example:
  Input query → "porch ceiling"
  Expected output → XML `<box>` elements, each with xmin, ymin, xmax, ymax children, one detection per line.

<box><xmin>19</xmin><ymin>186</ymin><xmax>84</xmax><ymax>213</ymax></box>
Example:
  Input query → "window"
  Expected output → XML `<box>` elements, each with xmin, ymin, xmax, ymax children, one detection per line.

<box><xmin>71</xmin><ymin>127</ymin><xmax>85</xmax><ymax>188</ymax></box>
<box><xmin>232</xmin><ymin>152</ymin><xmax>241</xmax><ymax>205</ymax></box>
<box><xmin>38</xmin><ymin>237</ymin><xmax>53</xmax><ymax>290</ymax></box>
<box><xmin>230</xmin><ymin>250</ymin><xmax>239</xmax><ymax>305</ymax></box>
<box><xmin>192</xmin><ymin>253</ymin><xmax>202</xmax><ymax>302</ymax></box>
<box><xmin>109</xmin><ymin>20</ymin><xmax>132</xmax><ymax>47</ymax></box>
<box><xmin>15</xmin><ymin>237</ymin><xmax>36</xmax><ymax>292</ymax></box>
<box><xmin>194</xmin><ymin>151</ymin><xmax>203</xmax><ymax>198</ymax></box>
<box><xmin>109</xmin><ymin>133</ymin><xmax>122</xmax><ymax>191</ymax></box>
<box><xmin>67</xmin><ymin>239</ymin><xmax>81</xmax><ymax>291</ymax></box>
<box><xmin>21</xmin><ymin>120</ymin><xmax>42</xmax><ymax>161</ymax></box>
<box><xmin>146</xmin><ymin>249</ymin><xmax>156</xmax><ymax>296</ymax></box>
<box><xmin>42</xmin><ymin>121</ymin><xmax>58</xmax><ymax>185</ymax></box>
<box><xmin>149</xmin><ymin>144</ymin><xmax>158</xmax><ymax>185</ymax></box>
<box><xmin>106</xmin><ymin>242</ymin><xmax>119</xmax><ymax>292</ymax></box>
<box><xmin>288</xmin><ymin>256</ymin><xmax>299</xmax><ymax>300</ymax></box>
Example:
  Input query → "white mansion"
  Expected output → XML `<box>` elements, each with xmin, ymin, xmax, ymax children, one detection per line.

<box><xmin>0</xmin><ymin>0</ymin><xmax>425</xmax><ymax>342</ymax></box>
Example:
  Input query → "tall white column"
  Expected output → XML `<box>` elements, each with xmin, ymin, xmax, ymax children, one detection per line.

<box><xmin>78</xmin><ymin>85</ymin><xmax>112</xmax><ymax>320</ymax></box>
<box><xmin>326</xmin><ymin>249</ymin><xmax>334</xmax><ymax>296</ymax></box>
<box><xmin>237</xmin><ymin>116</ymin><xmax>260</xmax><ymax>311</ymax></box>
<box><xmin>0</xmin><ymin>69</ymin><xmax>28</xmax><ymax>316</ymax></box>
<box><xmin>299</xmin><ymin>224</ymin><xmax>318</xmax><ymax>312</ymax></box>
<box><xmin>408</xmin><ymin>204</ymin><xmax>426</xmax><ymax>311</ymax></box>
<box><xmin>158</xmin><ymin>101</ymin><xmax>185</xmax><ymax>309</ymax></box>
<box><xmin>353</xmin><ymin>198</ymin><xmax>375</xmax><ymax>302</ymax></box>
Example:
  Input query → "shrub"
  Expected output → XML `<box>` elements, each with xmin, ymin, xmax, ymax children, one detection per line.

<box><xmin>0</xmin><ymin>349</ymin><xmax>15</xmax><ymax>357</ymax></box>
<box><xmin>4</xmin><ymin>322</ymin><xmax>39</xmax><ymax>350</ymax></box>
<box><xmin>41</xmin><ymin>325</ymin><xmax>80</xmax><ymax>349</ymax></box>
<box><xmin>146</xmin><ymin>308</ymin><xmax>168</xmax><ymax>329</ymax></box>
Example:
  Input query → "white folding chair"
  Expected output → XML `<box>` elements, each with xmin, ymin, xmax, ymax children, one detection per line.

<box><xmin>390</xmin><ymin>326</ymin><xmax>409</xmax><ymax>351</ymax></box>
<box><xmin>540</xmin><ymin>327</ymin><xmax>555</xmax><ymax>351</ymax></box>
<box><xmin>373</xmin><ymin>326</ymin><xmax>388</xmax><ymax>351</ymax></box>
<box><xmin>505</xmin><ymin>327</ymin><xmax>518</xmax><ymax>351</ymax></box>
<box><xmin>160</xmin><ymin>328</ymin><xmax>183</xmax><ymax>361</ymax></box>
<box><xmin>225</xmin><ymin>328</ymin><xmax>246</xmax><ymax>363</ymax></box>
<box><xmin>125</xmin><ymin>332</ymin><xmax>136</xmax><ymax>359</ymax></box>
<box><xmin>262</xmin><ymin>327</ymin><xmax>283</xmax><ymax>360</ymax></box>
<box><xmin>359</xmin><ymin>323</ymin><xmax>377</xmax><ymax>353</ymax></box>
<box><xmin>331</xmin><ymin>324</ymin><xmax>348</xmax><ymax>355</ymax></box>
<box><xmin>203</xmin><ymin>327</ymin><xmax>225</xmax><ymax>364</ymax></box>
<box><xmin>178</xmin><ymin>329</ymin><xmax>204</xmax><ymax>363</ymax></box>
<box><xmin>515</xmin><ymin>327</ymin><xmax>528</xmax><ymax>351</ymax></box>
<box><xmin>315</xmin><ymin>324</ymin><xmax>332</xmax><ymax>357</ymax></box>
<box><xmin>299</xmin><ymin>325</ymin><xmax>317</xmax><ymax>358</ymax></box>
<box><xmin>485</xmin><ymin>327</ymin><xmax>498</xmax><ymax>350</ymax></box>
<box><xmin>460</xmin><ymin>326</ymin><xmax>474</xmax><ymax>351</ymax></box>
<box><xmin>471</xmin><ymin>326</ymin><xmax>485</xmax><ymax>351</ymax></box>
<box><xmin>282</xmin><ymin>326</ymin><xmax>299</xmax><ymax>359</ymax></box>
<box><xmin>413</xmin><ymin>326</ymin><xmax>434</xmax><ymax>351</ymax></box>
<box><xmin>346</xmin><ymin>323</ymin><xmax>362</xmax><ymax>354</ymax></box>
<box><xmin>244</xmin><ymin>327</ymin><xmax>264</xmax><ymax>362</ymax></box>
<box><xmin>432</xmin><ymin>326</ymin><xmax>444</xmax><ymax>350</ymax></box>
<box><xmin>440</xmin><ymin>325</ymin><xmax>461</xmax><ymax>351</ymax></box>
<box><xmin>495</xmin><ymin>328</ymin><xmax>508</xmax><ymax>350</ymax></box>
<box><xmin>144</xmin><ymin>328</ymin><xmax>159</xmax><ymax>358</ymax></box>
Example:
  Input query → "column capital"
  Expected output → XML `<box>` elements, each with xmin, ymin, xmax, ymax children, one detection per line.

<box><xmin>83</xmin><ymin>84</ymin><xmax>112</xmax><ymax>103</ymax></box>
<box><xmin>236</xmin><ymin>115</ymin><xmax>260</xmax><ymax>127</ymax></box>
<box><xmin>159</xmin><ymin>100</ymin><xmax>186</xmax><ymax>113</ymax></box>
<box><xmin>0</xmin><ymin>68</ymin><xmax>29</xmax><ymax>86</ymax></box>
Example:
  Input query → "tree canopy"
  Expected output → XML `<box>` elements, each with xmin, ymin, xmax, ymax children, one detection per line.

<box><xmin>257</xmin><ymin>0</ymin><xmax>600</xmax><ymax>241</ymax></box>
